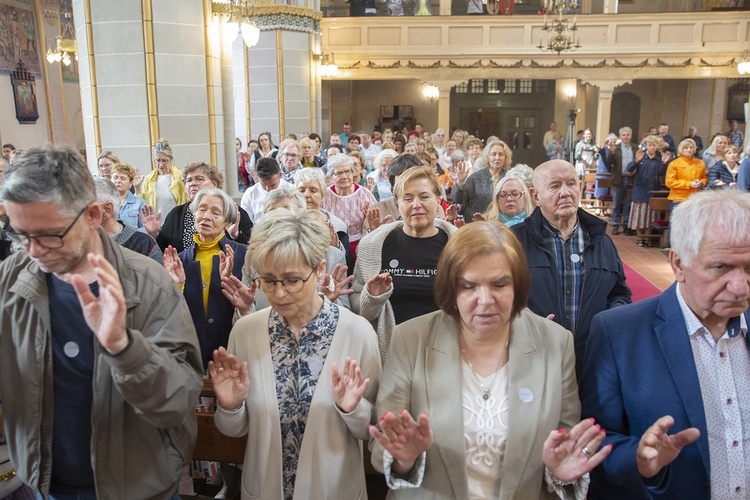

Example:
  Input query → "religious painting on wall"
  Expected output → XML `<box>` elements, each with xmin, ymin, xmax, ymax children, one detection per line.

<box><xmin>0</xmin><ymin>0</ymin><xmax>42</xmax><ymax>77</ymax></box>
<box><xmin>10</xmin><ymin>61</ymin><xmax>39</xmax><ymax>123</ymax></box>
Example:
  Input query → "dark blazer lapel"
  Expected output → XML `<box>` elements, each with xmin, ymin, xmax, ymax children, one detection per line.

<box><xmin>654</xmin><ymin>284</ymin><xmax>710</xmax><ymax>478</ymax></box>
<box><xmin>425</xmin><ymin>314</ymin><xmax>468</xmax><ymax>497</ymax></box>
<box><xmin>502</xmin><ymin>316</ymin><xmax>545</xmax><ymax>495</ymax></box>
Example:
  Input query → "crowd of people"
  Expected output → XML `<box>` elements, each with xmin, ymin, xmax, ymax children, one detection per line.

<box><xmin>0</xmin><ymin>116</ymin><xmax>747</xmax><ymax>500</ymax></box>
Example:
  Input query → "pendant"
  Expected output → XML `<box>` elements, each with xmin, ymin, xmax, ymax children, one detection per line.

<box><xmin>483</xmin><ymin>392</ymin><xmax>489</xmax><ymax>400</ymax></box>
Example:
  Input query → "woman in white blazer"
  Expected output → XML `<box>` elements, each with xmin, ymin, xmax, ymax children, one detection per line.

<box><xmin>209</xmin><ymin>208</ymin><xmax>381</xmax><ymax>499</ymax></box>
<box><xmin>370</xmin><ymin>221</ymin><xmax>611</xmax><ymax>499</ymax></box>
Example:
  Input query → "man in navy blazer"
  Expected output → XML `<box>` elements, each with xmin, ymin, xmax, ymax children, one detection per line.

<box><xmin>581</xmin><ymin>188</ymin><xmax>750</xmax><ymax>499</ymax></box>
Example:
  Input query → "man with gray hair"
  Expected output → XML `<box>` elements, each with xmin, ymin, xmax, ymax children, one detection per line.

<box><xmin>513</xmin><ymin>159</ymin><xmax>631</xmax><ymax>379</ymax></box>
<box><xmin>93</xmin><ymin>177</ymin><xmax>163</xmax><ymax>263</ymax></box>
<box><xmin>582</xmin><ymin>188</ymin><xmax>750</xmax><ymax>499</ymax></box>
<box><xmin>0</xmin><ymin>146</ymin><xmax>202</xmax><ymax>499</ymax></box>
<box><xmin>606</xmin><ymin>126</ymin><xmax>637</xmax><ymax>235</ymax></box>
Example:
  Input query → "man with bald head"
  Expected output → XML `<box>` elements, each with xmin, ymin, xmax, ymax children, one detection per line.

<box><xmin>513</xmin><ymin>160</ymin><xmax>631</xmax><ymax>378</ymax></box>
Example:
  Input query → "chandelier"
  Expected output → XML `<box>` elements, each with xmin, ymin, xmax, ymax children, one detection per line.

<box><xmin>214</xmin><ymin>0</ymin><xmax>275</xmax><ymax>48</ymax></box>
<box><xmin>538</xmin><ymin>0</ymin><xmax>581</xmax><ymax>55</ymax></box>
<box><xmin>46</xmin><ymin>11</ymin><xmax>77</xmax><ymax>65</ymax></box>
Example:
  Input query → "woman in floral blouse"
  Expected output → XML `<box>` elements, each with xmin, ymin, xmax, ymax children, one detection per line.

<box><xmin>210</xmin><ymin>208</ymin><xmax>381</xmax><ymax>500</ymax></box>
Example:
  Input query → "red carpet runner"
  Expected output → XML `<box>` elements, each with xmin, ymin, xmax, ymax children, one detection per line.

<box><xmin>622</xmin><ymin>262</ymin><xmax>665</xmax><ymax>303</ymax></box>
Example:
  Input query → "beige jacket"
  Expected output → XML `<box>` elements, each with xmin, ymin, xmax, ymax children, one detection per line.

<box><xmin>215</xmin><ymin>304</ymin><xmax>381</xmax><ymax>500</ymax></box>
<box><xmin>372</xmin><ymin>310</ymin><xmax>580</xmax><ymax>499</ymax></box>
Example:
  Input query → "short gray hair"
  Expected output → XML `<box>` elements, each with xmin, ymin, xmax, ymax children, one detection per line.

<box><xmin>190</xmin><ymin>188</ymin><xmax>237</xmax><ymax>225</ymax></box>
<box><xmin>671</xmin><ymin>189</ymin><xmax>750</xmax><ymax>266</ymax></box>
<box><xmin>294</xmin><ymin>167</ymin><xmax>327</xmax><ymax>192</ymax></box>
<box><xmin>246</xmin><ymin>208</ymin><xmax>330</xmax><ymax>275</ymax></box>
<box><xmin>0</xmin><ymin>145</ymin><xmax>95</xmax><ymax>217</ymax></box>
<box><xmin>326</xmin><ymin>154</ymin><xmax>353</xmax><ymax>178</ymax></box>
<box><xmin>619</xmin><ymin>127</ymin><xmax>632</xmax><ymax>135</ymax></box>
<box><xmin>153</xmin><ymin>137</ymin><xmax>173</xmax><ymax>159</ymax></box>
<box><xmin>264</xmin><ymin>185</ymin><xmax>305</xmax><ymax>212</ymax></box>
<box><xmin>94</xmin><ymin>177</ymin><xmax>121</xmax><ymax>213</ymax></box>
<box><xmin>450</xmin><ymin>150</ymin><xmax>466</xmax><ymax>163</ymax></box>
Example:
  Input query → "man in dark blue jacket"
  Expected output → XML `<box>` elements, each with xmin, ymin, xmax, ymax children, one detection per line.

<box><xmin>581</xmin><ymin>188</ymin><xmax>750</xmax><ymax>499</ymax></box>
<box><xmin>513</xmin><ymin>159</ymin><xmax>631</xmax><ymax>379</ymax></box>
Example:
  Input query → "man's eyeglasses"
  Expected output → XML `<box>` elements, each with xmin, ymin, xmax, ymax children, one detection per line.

<box><xmin>284</xmin><ymin>153</ymin><xmax>299</xmax><ymax>159</ymax></box>
<box><xmin>6</xmin><ymin>206</ymin><xmax>88</xmax><ymax>249</ymax></box>
<box><xmin>499</xmin><ymin>191</ymin><xmax>523</xmax><ymax>201</ymax></box>
<box><xmin>253</xmin><ymin>269</ymin><xmax>315</xmax><ymax>293</ymax></box>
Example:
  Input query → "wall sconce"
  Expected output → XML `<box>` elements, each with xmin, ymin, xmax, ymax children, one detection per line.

<box><xmin>564</xmin><ymin>84</ymin><xmax>577</xmax><ymax>100</ymax></box>
<box><xmin>423</xmin><ymin>85</ymin><xmax>439</xmax><ymax>102</ymax></box>
<box><xmin>739</xmin><ymin>51</ymin><xmax>750</xmax><ymax>76</ymax></box>
<box><xmin>313</xmin><ymin>52</ymin><xmax>339</xmax><ymax>78</ymax></box>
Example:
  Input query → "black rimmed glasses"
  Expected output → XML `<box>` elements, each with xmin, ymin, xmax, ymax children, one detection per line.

<box><xmin>253</xmin><ymin>268</ymin><xmax>315</xmax><ymax>293</ymax></box>
<box><xmin>6</xmin><ymin>206</ymin><xmax>88</xmax><ymax>249</ymax></box>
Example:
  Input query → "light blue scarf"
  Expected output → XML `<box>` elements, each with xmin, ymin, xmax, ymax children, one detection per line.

<box><xmin>499</xmin><ymin>210</ymin><xmax>527</xmax><ymax>227</ymax></box>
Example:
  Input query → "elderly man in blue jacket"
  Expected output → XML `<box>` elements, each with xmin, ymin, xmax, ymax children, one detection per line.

<box><xmin>581</xmin><ymin>188</ymin><xmax>750</xmax><ymax>499</ymax></box>
<box><xmin>512</xmin><ymin>159</ymin><xmax>631</xmax><ymax>379</ymax></box>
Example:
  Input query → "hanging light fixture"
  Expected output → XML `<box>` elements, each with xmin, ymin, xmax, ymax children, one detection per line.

<box><xmin>538</xmin><ymin>0</ymin><xmax>581</xmax><ymax>55</ymax></box>
<box><xmin>241</xmin><ymin>19</ymin><xmax>260</xmax><ymax>47</ymax></box>
<box><xmin>739</xmin><ymin>51</ymin><xmax>750</xmax><ymax>76</ymax></box>
<box><xmin>46</xmin><ymin>10</ymin><xmax>78</xmax><ymax>65</ymax></box>
<box><xmin>215</xmin><ymin>0</ymin><xmax>274</xmax><ymax>49</ymax></box>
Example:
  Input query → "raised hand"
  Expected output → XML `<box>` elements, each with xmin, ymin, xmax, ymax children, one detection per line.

<box><xmin>163</xmin><ymin>246</ymin><xmax>186</xmax><ymax>286</ymax></box>
<box><xmin>133</xmin><ymin>169</ymin><xmax>144</xmax><ymax>194</ymax></box>
<box><xmin>455</xmin><ymin>160</ymin><xmax>469</xmax><ymax>183</ymax></box>
<box><xmin>445</xmin><ymin>204</ymin><xmax>459</xmax><ymax>222</ymax></box>
<box><xmin>366</xmin><ymin>272</ymin><xmax>392</xmax><ymax>297</ymax></box>
<box><xmin>220</xmin><ymin>276</ymin><xmax>256</xmax><ymax>316</ymax></box>
<box><xmin>331</xmin><ymin>357</ymin><xmax>370</xmax><ymax>414</ymax></box>
<box><xmin>543</xmin><ymin>418</ymin><xmax>612</xmax><ymax>482</ymax></box>
<box><xmin>366</xmin><ymin>206</ymin><xmax>392</xmax><ymax>232</ymax></box>
<box><xmin>471</xmin><ymin>212</ymin><xmax>484</xmax><ymax>222</ymax></box>
<box><xmin>227</xmin><ymin>203</ymin><xmax>241</xmax><ymax>239</ymax></box>
<box><xmin>369</xmin><ymin>410</ymin><xmax>433</xmax><ymax>475</ymax></box>
<box><xmin>327</xmin><ymin>221</ymin><xmax>340</xmax><ymax>249</ymax></box>
<box><xmin>209</xmin><ymin>347</ymin><xmax>249</xmax><ymax>411</ymax></box>
<box><xmin>138</xmin><ymin>205</ymin><xmax>161</xmax><ymax>238</ymax></box>
<box><xmin>70</xmin><ymin>253</ymin><xmax>129</xmax><ymax>354</ymax></box>
<box><xmin>636</xmin><ymin>415</ymin><xmax>700</xmax><ymax>478</ymax></box>
<box><xmin>635</xmin><ymin>148</ymin><xmax>645</xmax><ymax>163</ymax></box>
<box><xmin>367</xmin><ymin>176</ymin><xmax>377</xmax><ymax>192</ymax></box>
<box><xmin>321</xmin><ymin>263</ymin><xmax>354</xmax><ymax>303</ymax></box>
<box><xmin>219</xmin><ymin>244</ymin><xmax>235</xmax><ymax>279</ymax></box>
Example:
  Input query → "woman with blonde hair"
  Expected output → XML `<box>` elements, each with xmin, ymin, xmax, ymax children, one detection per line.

<box><xmin>483</xmin><ymin>173</ymin><xmax>535</xmax><ymax>227</ymax></box>
<box><xmin>702</xmin><ymin>133</ymin><xmax>729</xmax><ymax>170</ymax></box>
<box><xmin>453</xmin><ymin>139</ymin><xmax>513</xmax><ymax>220</ymax></box>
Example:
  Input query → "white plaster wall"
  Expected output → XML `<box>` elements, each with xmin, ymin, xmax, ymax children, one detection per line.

<box><xmin>248</xmin><ymin>31</ymin><xmax>281</xmax><ymax>144</ymax></box>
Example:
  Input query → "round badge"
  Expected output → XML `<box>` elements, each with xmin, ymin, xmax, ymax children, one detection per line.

<box><xmin>518</xmin><ymin>387</ymin><xmax>534</xmax><ymax>403</ymax></box>
<box><xmin>389</xmin><ymin>259</ymin><xmax>399</xmax><ymax>268</ymax></box>
<box><xmin>63</xmin><ymin>341</ymin><xmax>80</xmax><ymax>358</ymax></box>
<box><xmin>570</xmin><ymin>254</ymin><xmax>581</xmax><ymax>263</ymax></box>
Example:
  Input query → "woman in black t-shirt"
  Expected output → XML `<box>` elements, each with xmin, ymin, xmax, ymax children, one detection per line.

<box><xmin>352</xmin><ymin>166</ymin><xmax>458</xmax><ymax>363</ymax></box>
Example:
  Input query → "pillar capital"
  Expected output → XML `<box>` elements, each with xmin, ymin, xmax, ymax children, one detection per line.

<box><xmin>581</xmin><ymin>79</ymin><xmax>632</xmax><ymax>95</ymax></box>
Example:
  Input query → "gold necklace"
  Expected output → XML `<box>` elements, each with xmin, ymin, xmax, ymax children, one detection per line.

<box><xmin>461</xmin><ymin>336</ymin><xmax>510</xmax><ymax>401</ymax></box>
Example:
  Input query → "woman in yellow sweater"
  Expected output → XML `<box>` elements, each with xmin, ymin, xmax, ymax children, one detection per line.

<box><xmin>665</xmin><ymin>138</ymin><xmax>707</xmax><ymax>247</ymax></box>
<box><xmin>666</xmin><ymin>138</ymin><xmax>707</xmax><ymax>203</ymax></box>
<box><xmin>162</xmin><ymin>188</ymin><xmax>248</xmax><ymax>368</ymax></box>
